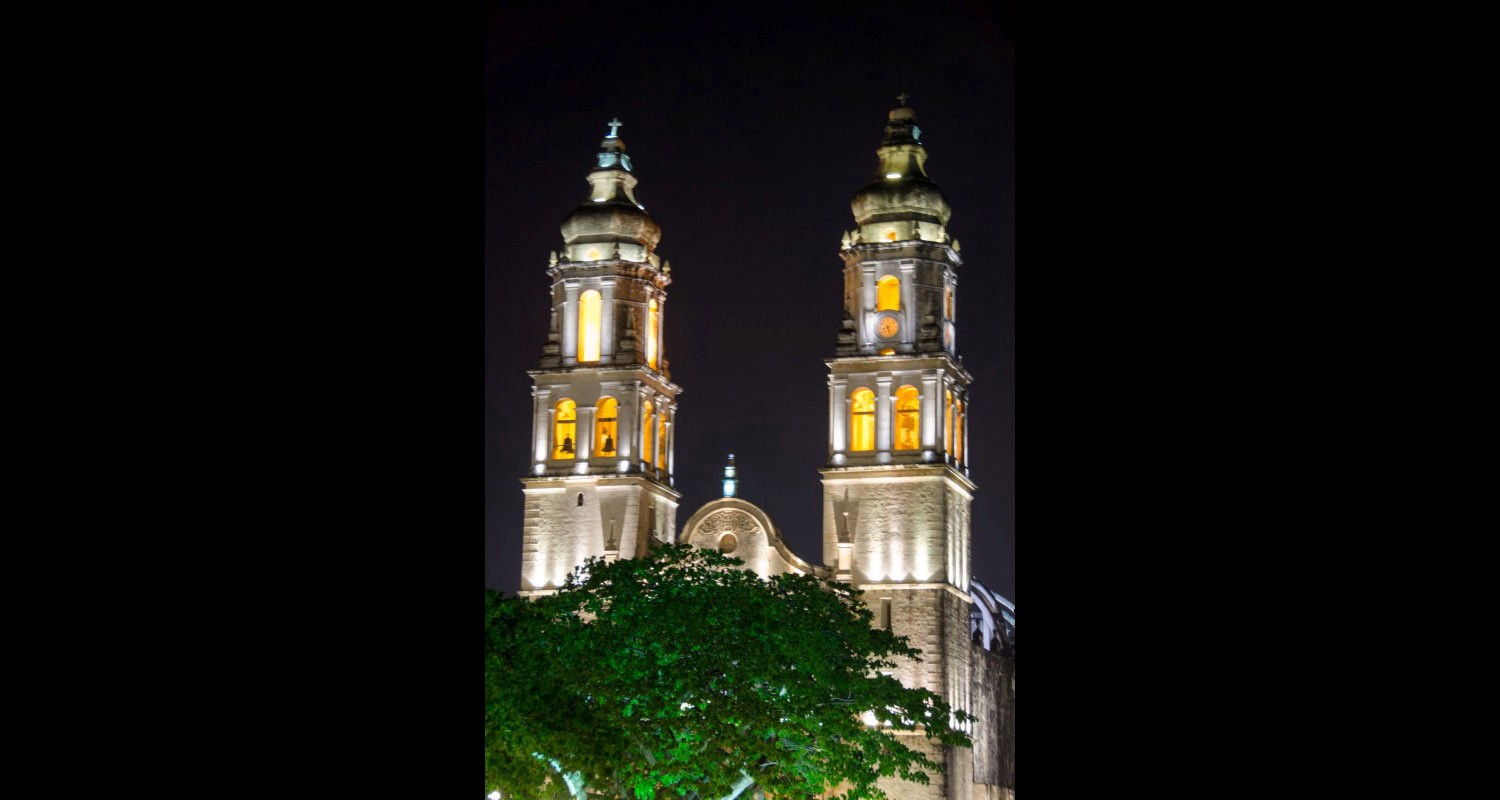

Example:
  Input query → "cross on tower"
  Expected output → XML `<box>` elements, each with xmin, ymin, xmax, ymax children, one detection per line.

<box><xmin>895</xmin><ymin>92</ymin><xmax>910</xmax><ymax>106</ymax></box>
<box><xmin>606</xmin><ymin>117</ymin><xmax>623</xmax><ymax>138</ymax></box>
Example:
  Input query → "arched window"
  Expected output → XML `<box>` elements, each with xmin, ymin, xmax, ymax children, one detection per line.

<box><xmin>954</xmin><ymin>398</ymin><xmax>964</xmax><ymax>462</ymax></box>
<box><xmin>593</xmin><ymin>397</ymin><xmax>618</xmax><ymax>457</ymax></box>
<box><xmin>578</xmin><ymin>290</ymin><xmax>601</xmax><ymax>363</ymax></box>
<box><xmin>895</xmin><ymin>385</ymin><xmax>920</xmax><ymax>451</ymax></box>
<box><xmin>641</xmin><ymin>400</ymin><xmax>654</xmax><ymax>465</ymax></box>
<box><xmin>945</xmin><ymin>286</ymin><xmax>954</xmax><ymax>320</ymax></box>
<box><xmin>553</xmin><ymin>399</ymin><xmax>577</xmax><ymax>460</ymax></box>
<box><xmin>877</xmin><ymin>276</ymin><xmax>900</xmax><ymax>311</ymax></box>
<box><xmin>850</xmin><ymin>389</ymin><xmax>875</xmax><ymax>451</ymax></box>
<box><xmin>945</xmin><ymin>389</ymin><xmax>955</xmax><ymax>456</ymax></box>
<box><xmin>646</xmin><ymin>298</ymin><xmax>659</xmax><ymax>370</ymax></box>
<box><xmin>656</xmin><ymin>414</ymin><xmax>666</xmax><ymax>468</ymax></box>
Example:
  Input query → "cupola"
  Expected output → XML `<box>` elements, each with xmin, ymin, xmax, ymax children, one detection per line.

<box><xmin>559</xmin><ymin>119</ymin><xmax>663</xmax><ymax>262</ymax></box>
<box><xmin>850</xmin><ymin>96</ymin><xmax>952</xmax><ymax>244</ymax></box>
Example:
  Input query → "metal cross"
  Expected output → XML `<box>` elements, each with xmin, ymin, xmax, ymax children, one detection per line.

<box><xmin>606</xmin><ymin>117</ymin><xmax>623</xmax><ymax>137</ymax></box>
<box><xmin>896</xmin><ymin>92</ymin><xmax>909</xmax><ymax>106</ymax></box>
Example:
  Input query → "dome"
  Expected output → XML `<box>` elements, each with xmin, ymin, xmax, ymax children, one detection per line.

<box><xmin>851</xmin><ymin>175</ymin><xmax>951</xmax><ymax>226</ymax></box>
<box><xmin>556</xmin><ymin>120</ymin><xmax>664</xmax><ymax>255</ymax></box>
<box><xmin>850</xmin><ymin>98</ymin><xmax>952</xmax><ymax>227</ymax></box>
<box><xmin>560</xmin><ymin>198</ymin><xmax>662</xmax><ymax>249</ymax></box>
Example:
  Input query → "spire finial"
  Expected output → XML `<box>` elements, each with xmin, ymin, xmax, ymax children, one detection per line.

<box><xmin>722</xmin><ymin>454</ymin><xmax>737</xmax><ymax>497</ymax></box>
<box><xmin>606</xmin><ymin>117</ymin><xmax>623</xmax><ymax>138</ymax></box>
<box><xmin>896</xmin><ymin>91</ymin><xmax>910</xmax><ymax>106</ymax></box>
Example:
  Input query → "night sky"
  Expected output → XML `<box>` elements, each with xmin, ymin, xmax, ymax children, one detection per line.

<box><xmin>485</xmin><ymin>2</ymin><xmax>1015</xmax><ymax>601</ymax></box>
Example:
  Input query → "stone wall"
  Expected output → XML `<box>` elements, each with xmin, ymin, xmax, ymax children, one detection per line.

<box><xmin>861</xmin><ymin>587</ymin><xmax>976</xmax><ymax>800</ymax></box>
<box><xmin>519</xmin><ymin>477</ymin><xmax>678</xmax><ymax>594</ymax></box>
<box><xmin>820</xmin><ymin>471</ymin><xmax>957</xmax><ymax>585</ymax></box>
<box><xmin>968</xmin><ymin>643</ymin><xmax>1014</xmax><ymax>796</ymax></box>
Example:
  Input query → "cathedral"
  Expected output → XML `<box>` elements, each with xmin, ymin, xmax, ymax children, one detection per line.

<box><xmin>514</xmin><ymin>99</ymin><xmax>1015</xmax><ymax>800</ymax></box>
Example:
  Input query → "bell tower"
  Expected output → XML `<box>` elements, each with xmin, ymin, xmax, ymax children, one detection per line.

<box><xmin>820</xmin><ymin>98</ymin><xmax>977</xmax><ymax>800</ymax></box>
<box><xmin>519</xmin><ymin>120</ymin><xmax>683</xmax><ymax>597</ymax></box>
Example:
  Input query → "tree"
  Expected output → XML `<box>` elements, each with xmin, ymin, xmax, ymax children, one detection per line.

<box><xmin>485</xmin><ymin>545</ymin><xmax>970</xmax><ymax>800</ymax></box>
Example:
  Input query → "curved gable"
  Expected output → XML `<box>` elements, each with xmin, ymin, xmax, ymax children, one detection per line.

<box><xmin>678</xmin><ymin>498</ymin><xmax>821</xmax><ymax>580</ymax></box>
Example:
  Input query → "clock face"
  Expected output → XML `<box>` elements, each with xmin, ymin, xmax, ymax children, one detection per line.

<box><xmin>877</xmin><ymin>316</ymin><xmax>899</xmax><ymax>338</ymax></box>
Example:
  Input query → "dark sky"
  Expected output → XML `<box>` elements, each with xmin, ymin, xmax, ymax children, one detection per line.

<box><xmin>485</xmin><ymin>2</ymin><xmax>1015</xmax><ymax>601</ymax></box>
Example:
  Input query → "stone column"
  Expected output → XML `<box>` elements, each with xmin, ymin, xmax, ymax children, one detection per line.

<box><xmin>949</xmin><ymin>272</ymin><xmax>958</xmax><ymax>325</ymax></box>
<box><xmin>561</xmin><ymin>281</ymin><xmax>580</xmax><ymax>365</ymax></box>
<box><xmin>578</xmin><ymin>404</ymin><xmax>595</xmax><ymax>463</ymax></box>
<box><xmin>875</xmin><ymin>375</ymin><xmax>893</xmax><ymax>454</ymax></box>
<box><xmin>656</xmin><ymin>295</ymin><xmax>667</xmax><ymax>371</ymax></box>
<box><xmin>600</xmin><ymin>279</ymin><xmax>616</xmax><ymax>359</ymax></box>
<box><xmin>618</xmin><ymin>383</ymin><xmax>639</xmax><ymax>463</ymax></box>
<box><xmin>961</xmin><ymin>399</ymin><xmax>971</xmax><ymax>470</ymax></box>
<box><xmin>532</xmin><ymin>387</ymin><xmax>552</xmax><ymax>465</ymax></box>
<box><xmin>946</xmin><ymin>378</ymin><xmax>958</xmax><ymax>464</ymax></box>
<box><xmin>899</xmin><ymin>262</ymin><xmax>916</xmax><ymax>343</ymax></box>
<box><xmin>545</xmin><ymin>405</ymin><xmax>557</xmax><ymax>462</ymax></box>
<box><xmin>829</xmin><ymin>376</ymin><xmax>848</xmax><ymax>456</ymax></box>
<box><xmin>665</xmin><ymin>404</ymin><xmax>677</xmax><ymax>483</ymax></box>
<box><xmin>921</xmin><ymin>370</ymin><xmax>939</xmax><ymax>451</ymax></box>
<box><xmin>654</xmin><ymin>410</ymin><xmax>665</xmax><ymax>476</ymax></box>
<box><xmin>861</xmin><ymin>265</ymin><xmax>877</xmax><ymax>346</ymax></box>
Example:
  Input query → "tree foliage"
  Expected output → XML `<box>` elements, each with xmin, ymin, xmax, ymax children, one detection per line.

<box><xmin>485</xmin><ymin>545</ymin><xmax>970</xmax><ymax>799</ymax></box>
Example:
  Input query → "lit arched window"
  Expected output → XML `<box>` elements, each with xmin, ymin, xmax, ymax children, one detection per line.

<box><xmin>895</xmin><ymin>385</ymin><xmax>920</xmax><ymax>451</ymax></box>
<box><xmin>945</xmin><ymin>286</ymin><xmax>954</xmax><ymax>320</ymax></box>
<box><xmin>657</xmin><ymin>414</ymin><xmax>666</xmax><ymax>468</ymax></box>
<box><xmin>578</xmin><ymin>290</ymin><xmax>601</xmax><ymax>363</ymax></box>
<box><xmin>945</xmin><ymin>389</ymin><xmax>955</xmax><ymax>456</ymax></box>
<box><xmin>877</xmin><ymin>276</ymin><xmax>900</xmax><ymax>311</ymax></box>
<box><xmin>954</xmin><ymin>398</ymin><xmax>964</xmax><ymax>462</ymax></box>
<box><xmin>646</xmin><ymin>298</ymin><xmax>659</xmax><ymax>370</ymax></box>
<box><xmin>641</xmin><ymin>400</ymin><xmax>654</xmax><ymax>465</ymax></box>
<box><xmin>553</xmin><ymin>399</ymin><xmax>577</xmax><ymax>460</ymax></box>
<box><xmin>850</xmin><ymin>389</ymin><xmax>875</xmax><ymax>451</ymax></box>
<box><xmin>594</xmin><ymin>397</ymin><xmax>618</xmax><ymax>457</ymax></box>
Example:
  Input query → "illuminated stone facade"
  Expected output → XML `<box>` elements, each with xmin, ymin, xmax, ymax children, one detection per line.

<box><xmin>517</xmin><ymin>105</ymin><xmax>1013</xmax><ymax>798</ymax></box>
<box><xmin>817</xmin><ymin>101</ymin><xmax>1008</xmax><ymax>799</ymax></box>
<box><xmin>520</xmin><ymin>123</ymin><xmax>681</xmax><ymax>597</ymax></box>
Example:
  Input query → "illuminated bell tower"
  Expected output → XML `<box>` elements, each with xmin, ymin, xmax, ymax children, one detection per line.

<box><xmin>819</xmin><ymin>97</ymin><xmax>976</xmax><ymax>800</ymax></box>
<box><xmin>520</xmin><ymin>120</ymin><xmax>682</xmax><ymax>597</ymax></box>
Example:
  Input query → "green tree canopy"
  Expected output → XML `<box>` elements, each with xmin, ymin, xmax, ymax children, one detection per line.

<box><xmin>485</xmin><ymin>545</ymin><xmax>969</xmax><ymax>800</ymax></box>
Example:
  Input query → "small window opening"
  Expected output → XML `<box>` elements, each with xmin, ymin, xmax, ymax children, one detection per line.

<box><xmin>576</xmin><ymin>492</ymin><xmax>584</xmax><ymax>507</ymax></box>
<box><xmin>553</xmin><ymin>399</ymin><xmax>577</xmax><ymax>460</ymax></box>
<box><xmin>877</xmin><ymin>276</ymin><xmax>900</xmax><ymax>311</ymax></box>
<box><xmin>895</xmin><ymin>385</ymin><xmax>920</xmax><ymax>451</ymax></box>
<box><xmin>850</xmin><ymin>389</ymin><xmax>875</xmax><ymax>451</ymax></box>
<box><xmin>594</xmin><ymin>397</ymin><xmax>618</xmax><ymax>457</ymax></box>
